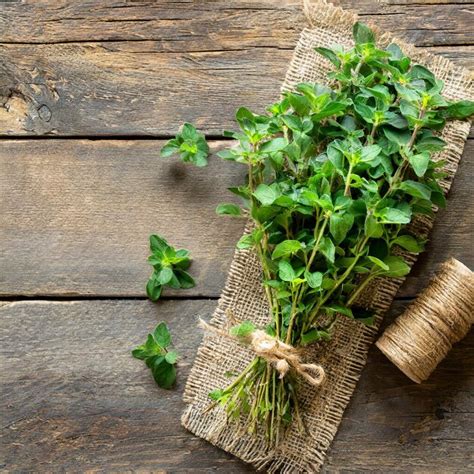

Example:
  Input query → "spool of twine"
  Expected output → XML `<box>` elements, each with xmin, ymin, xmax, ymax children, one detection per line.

<box><xmin>376</xmin><ymin>258</ymin><xmax>474</xmax><ymax>383</ymax></box>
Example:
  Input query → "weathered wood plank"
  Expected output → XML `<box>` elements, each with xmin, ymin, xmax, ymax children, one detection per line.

<box><xmin>425</xmin><ymin>45</ymin><xmax>474</xmax><ymax>70</ymax></box>
<box><xmin>0</xmin><ymin>45</ymin><xmax>290</xmax><ymax>136</ymax></box>
<box><xmin>0</xmin><ymin>1</ymin><xmax>471</xmax><ymax>48</ymax></box>
<box><xmin>0</xmin><ymin>299</ymin><xmax>253</xmax><ymax>472</ymax></box>
<box><xmin>0</xmin><ymin>140</ymin><xmax>246</xmax><ymax>297</ymax></box>
<box><xmin>0</xmin><ymin>1</ymin><xmax>471</xmax><ymax>136</ymax></box>
<box><xmin>1</xmin><ymin>139</ymin><xmax>472</xmax><ymax>298</ymax></box>
<box><xmin>1</xmin><ymin>300</ymin><xmax>472</xmax><ymax>472</ymax></box>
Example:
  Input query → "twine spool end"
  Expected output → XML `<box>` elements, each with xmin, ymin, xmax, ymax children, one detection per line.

<box><xmin>375</xmin><ymin>339</ymin><xmax>423</xmax><ymax>384</ymax></box>
<box><xmin>376</xmin><ymin>258</ymin><xmax>473</xmax><ymax>384</ymax></box>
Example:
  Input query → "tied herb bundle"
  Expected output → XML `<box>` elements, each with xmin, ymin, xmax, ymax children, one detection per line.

<box><xmin>163</xmin><ymin>22</ymin><xmax>473</xmax><ymax>444</ymax></box>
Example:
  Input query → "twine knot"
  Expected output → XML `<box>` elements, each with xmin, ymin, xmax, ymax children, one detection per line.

<box><xmin>199</xmin><ymin>320</ymin><xmax>326</xmax><ymax>387</ymax></box>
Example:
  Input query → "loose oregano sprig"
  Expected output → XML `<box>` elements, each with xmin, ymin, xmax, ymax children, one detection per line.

<box><xmin>132</xmin><ymin>322</ymin><xmax>179</xmax><ymax>389</ymax></box>
<box><xmin>146</xmin><ymin>234</ymin><xmax>195</xmax><ymax>301</ymax></box>
<box><xmin>161</xmin><ymin>21</ymin><xmax>474</xmax><ymax>444</ymax></box>
<box><xmin>161</xmin><ymin>123</ymin><xmax>209</xmax><ymax>167</ymax></box>
<box><xmin>134</xmin><ymin>236</ymin><xmax>194</xmax><ymax>389</ymax></box>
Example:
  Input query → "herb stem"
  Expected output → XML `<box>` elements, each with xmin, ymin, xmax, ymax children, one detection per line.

<box><xmin>307</xmin><ymin>215</ymin><xmax>329</xmax><ymax>269</ymax></box>
<box><xmin>344</xmin><ymin>161</ymin><xmax>354</xmax><ymax>196</ymax></box>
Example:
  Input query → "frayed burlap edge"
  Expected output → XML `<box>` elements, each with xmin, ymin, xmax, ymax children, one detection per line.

<box><xmin>182</xmin><ymin>1</ymin><xmax>473</xmax><ymax>472</ymax></box>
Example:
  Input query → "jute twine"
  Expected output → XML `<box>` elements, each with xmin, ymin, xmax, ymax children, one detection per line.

<box><xmin>376</xmin><ymin>258</ymin><xmax>474</xmax><ymax>383</ymax></box>
<box><xmin>199</xmin><ymin>315</ymin><xmax>326</xmax><ymax>386</ymax></box>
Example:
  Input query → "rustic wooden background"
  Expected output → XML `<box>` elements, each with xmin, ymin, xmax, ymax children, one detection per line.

<box><xmin>1</xmin><ymin>1</ymin><xmax>472</xmax><ymax>472</ymax></box>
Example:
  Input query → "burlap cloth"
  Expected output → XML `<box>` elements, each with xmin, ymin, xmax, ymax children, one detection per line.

<box><xmin>182</xmin><ymin>1</ymin><xmax>473</xmax><ymax>472</ymax></box>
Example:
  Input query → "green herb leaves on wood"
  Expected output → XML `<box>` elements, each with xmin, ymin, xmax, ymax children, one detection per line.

<box><xmin>158</xmin><ymin>20</ymin><xmax>474</xmax><ymax>444</ymax></box>
<box><xmin>132</xmin><ymin>322</ymin><xmax>179</xmax><ymax>389</ymax></box>
<box><xmin>161</xmin><ymin>123</ymin><xmax>209</xmax><ymax>167</ymax></box>
<box><xmin>146</xmin><ymin>234</ymin><xmax>195</xmax><ymax>301</ymax></box>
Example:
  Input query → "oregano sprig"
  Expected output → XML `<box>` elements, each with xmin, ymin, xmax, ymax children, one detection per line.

<box><xmin>161</xmin><ymin>123</ymin><xmax>209</xmax><ymax>167</ymax></box>
<box><xmin>132</xmin><ymin>322</ymin><xmax>179</xmax><ymax>389</ymax></box>
<box><xmin>146</xmin><ymin>234</ymin><xmax>195</xmax><ymax>301</ymax></box>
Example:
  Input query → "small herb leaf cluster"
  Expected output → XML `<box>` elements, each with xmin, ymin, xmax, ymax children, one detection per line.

<box><xmin>161</xmin><ymin>123</ymin><xmax>209</xmax><ymax>167</ymax></box>
<box><xmin>146</xmin><ymin>234</ymin><xmax>195</xmax><ymax>301</ymax></box>
<box><xmin>132</xmin><ymin>322</ymin><xmax>179</xmax><ymax>389</ymax></box>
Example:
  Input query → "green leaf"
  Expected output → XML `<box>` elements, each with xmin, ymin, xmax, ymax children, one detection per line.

<box><xmin>353</xmin><ymin>21</ymin><xmax>375</xmax><ymax>45</ymax></box>
<box><xmin>443</xmin><ymin>100</ymin><xmax>474</xmax><ymax>120</ymax></box>
<box><xmin>314</xmin><ymin>101</ymin><xmax>350</xmax><ymax>120</ymax></box>
<box><xmin>236</xmin><ymin>233</ymin><xmax>255</xmax><ymax>250</ymax></box>
<box><xmin>431</xmin><ymin>191</ymin><xmax>446</xmax><ymax>208</ymax></box>
<box><xmin>386</xmin><ymin>43</ymin><xmax>404</xmax><ymax>60</ymax></box>
<box><xmin>304</xmin><ymin>271</ymin><xmax>323</xmax><ymax>289</ymax></box>
<box><xmin>146</xmin><ymin>279</ymin><xmax>162</xmax><ymax>302</ymax></box>
<box><xmin>216</xmin><ymin>203</ymin><xmax>242</xmax><ymax>216</ymax></box>
<box><xmin>399</xmin><ymin>100</ymin><xmax>418</xmax><ymax>120</ymax></box>
<box><xmin>314</xmin><ymin>46</ymin><xmax>341</xmax><ymax>67</ymax></box>
<box><xmin>408</xmin><ymin>65</ymin><xmax>436</xmax><ymax>86</ymax></box>
<box><xmin>383</xmin><ymin>127</ymin><xmax>411</xmax><ymax>146</ymax></box>
<box><xmin>132</xmin><ymin>322</ymin><xmax>179</xmax><ymax>389</ymax></box>
<box><xmin>360</xmin><ymin>145</ymin><xmax>381</xmax><ymax>163</ymax></box>
<box><xmin>368</xmin><ymin>255</ymin><xmax>389</xmax><ymax>271</ymax></box>
<box><xmin>209</xmin><ymin>389</ymin><xmax>224</xmax><ymax>401</ymax></box>
<box><xmin>160</xmin><ymin>140</ymin><xmax>180</xmax><ymax>157</ymax></box>
<box><xmin>319</xmin><ymin>236</ymin><xmax>335</xmax><ymax>263</ymax></box>
<box><xmin>377</xmin><ymin>207</ymin><xmax>411</xmax><ymax>224</ymax></box>
<box><xmin>260</xmin><ymin>137</ymin><xmax>288</xmax><ymax>153</ymax></box>
<box><xmin>392</xmin><ymin>235</ymin><xmax>424</xmax><ymax>253</ymax></box>
<box><xmin>415</xmin><ymin>135</ymin><xmax>446</xmax><ymax>153</ymax></box>
<box><xmin>132</xmin><ymin>334</ymin><xmax>163</xmax><ymax>360</ymax></box>
<box><xmin>385</xmin><ymin>112</ymin><xmax>408</xmax><ymax>129</ymax></box>
<box><xmin>300</xmin><ymin>328</ymin><xmax>330</xmax><ymax>346</ymax></box>
<box><xmin>151</xmin><ymin>358</ymin><xmax>176</xmax><ymax>389</ymax></box>
<box><xmin>174</xmin><ymin>269</ymin><xmax>195</xmax><ymax>289</ymax></box>
<box><xmin>153</xmin><ymin>322</ymin><xmax>172</xmax><ymax>348</ymax></box>
<box><xmin>272</xmin><ymin>240</ymin><xmax>303</xmax><ymax>259</ymax></box>
<box><xmin>354</xmin><ymin>102</ymin><xmax>374</xmax><ymax>124</ymax></box>
<box><xmin>382</xmin><ymin>256</ymin><xmax>411</xmax><ymax>277</ymax></box>
<box><xmin>399</xmin><ymin>180</ymin><xmax>432</xmax><ymax>200</ymax></box>
<box><xmin>150</xmin><ymin>234</ymin><xmax>169</xmax><ymax>253</ymax></box>
<box><xmin>165</xmin><ymin>351</ymin><xmax>179</xmax><ymax>364</ymax></box>
<box><xmin>364</xmin><ymin>214</ymin><xmax>383</xmax><ymax>238</ymax></box>
<box><xmin>146</xmin><ymin>234</ymin><xmax>195</xmax><ymax>299</ymax></box>
<box><xmin>235</xmin><ymin>106</ymin><xmax>255</xmax><ymax>125</ymax></box>
<box><xmin>330</xmin><ymin>212</ymin><xmax>354</xmax><ymax>244</ymax></box>
<box><xmin>253</xmin><ymin>184</ymin><xmax>280</xmax><ymax>206</ymax></box>
<box><xmin>230</xmin><ymin>321</ymin><xmax>256</xmax><ymax>338</ymax></box>
<box><xmin>278</xmin><ymin>260</ymin><xmax>296</xmax><ymax>282</ymax></box>
<box><xmin>324</xmin><ymin>303</ymin><xmax>353</xmax><ymax>318</ymax></box>
<box><xmin>408</xmin><ymin>151</ymin><xmax>430</xmax><ymax>177</ymax></box>
<box><xmin>156</xmin><ymin>267</ymin><xmax>174</xmax><ymax>285</ymax></box>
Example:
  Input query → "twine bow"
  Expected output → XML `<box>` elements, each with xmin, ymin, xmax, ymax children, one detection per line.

<box><xmin>199</xmin><ymin>318</ymin><xmax>326</xmax><ymax>387</ymax></box>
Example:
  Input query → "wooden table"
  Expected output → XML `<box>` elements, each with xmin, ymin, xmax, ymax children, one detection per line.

<box><xmin>1</xmin><ymin>1</ymin><xmax>472</xmax><ymax>472</ymax></box>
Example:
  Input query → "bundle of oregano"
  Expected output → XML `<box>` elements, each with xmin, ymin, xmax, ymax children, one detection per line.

<box><xmin>161</xmin><ymin>22</ymin><xmax>473</xmax><ymax>445</ymax></box>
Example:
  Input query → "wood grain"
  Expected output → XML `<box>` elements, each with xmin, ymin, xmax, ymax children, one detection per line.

<box><xmin>1</xmin><ymin>139</ymin><xmax>472</xmax><ymax>298</ymax></box>
<box><xmin>1</xmin><ymin>1</ymin><xmax>471</xmax><ymax>48</ymax></box>
<box><xmin>0</xmin><ymin>140</ymin><xmax>246</xmax><ymax>297</ymax></box>
<box><xmin>1</xmin><ymin>299</ymin><xmax>472</xmax><ymax>472</ymax></box>
<box><xmin>0</xmin><ymin>1</ymin><xmax>472</xmax><ymax>136</ymax></box>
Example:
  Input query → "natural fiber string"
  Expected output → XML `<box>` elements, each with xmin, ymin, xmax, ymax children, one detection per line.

<box><xmin>376</xmin><ymin>259</ymin><xmax>474</xmax><ymax>383</ymax></box>
<box><xmin>199</xmin><ymin>316</ymin><xmax>326</xmax><ymax>386</ymax></box>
